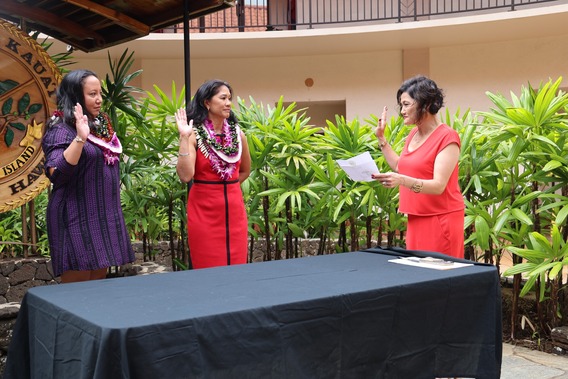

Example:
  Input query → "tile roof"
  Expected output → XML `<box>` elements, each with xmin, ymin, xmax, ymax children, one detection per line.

<box><xmin>160</xmin><ymin>6</ymin><xmax>268</xmax><ymax>33</ymax></box>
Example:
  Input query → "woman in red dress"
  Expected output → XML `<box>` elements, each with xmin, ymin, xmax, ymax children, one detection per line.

<box><xmin>372</xmin><ymin>76</ymin><xmax>465</xmax><ymax>258</ymax></box>
<box><xmin>175</xmin><ymin>80</ymin><xmax>251</xmax><ymax>268</ymax></box>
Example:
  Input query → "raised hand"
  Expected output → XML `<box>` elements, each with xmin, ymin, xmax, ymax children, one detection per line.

<box><xmin>175</xmin><ymin>108</ymin><xmax>193</xmax><ymax>137</ymax></box>
<box><xmin>375</xmin><ymin>106</ymin><xmax>388</xmax><ymax>140</ymax></box>
<box><xmin>73</xmin><ymin>103</ymin><xmax>90</xmax><ymax>140</ymax></box>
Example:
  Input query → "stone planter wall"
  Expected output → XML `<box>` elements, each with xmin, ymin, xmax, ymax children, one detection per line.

<box><xmin>0</xmin><ymin>258</ymin><xmax>58</xmax><ymax>376</ymax></box>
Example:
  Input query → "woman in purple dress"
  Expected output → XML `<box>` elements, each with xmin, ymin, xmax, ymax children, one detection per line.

<box><xmin>42</xmin><ymin>69</ymin><xmax>134</xmax><ymax>283</ymax></box>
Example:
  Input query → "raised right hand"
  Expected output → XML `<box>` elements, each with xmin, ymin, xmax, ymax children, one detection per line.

<box><xmin>175</xmin><ymin>108</ymin><xmax>193</xmax><ymax>137</ymax></box>
<box><xmin>73</xmin><ymin>103</ymin><xmax>90</xmax><ymax>140</ymax></box>
<box><xmin>375</xmin><ymin>106</ymin><xmax>388</xmax><ymax>140</ymax></box>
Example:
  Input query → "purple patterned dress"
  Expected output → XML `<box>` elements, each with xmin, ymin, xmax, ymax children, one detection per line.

<box><xmin>42</xmin><ymin>122</ymin><xmax>134</xmax><ymax>277</ymax></box>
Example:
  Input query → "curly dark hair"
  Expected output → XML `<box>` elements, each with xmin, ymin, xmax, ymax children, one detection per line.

<box><xmin>187</xmin><ymin>79</ymin><xmax>238</xmax><ymax>126</ymax></box>
<box><xmin>51</xmin><ymin>69</ymin><xmax>99</xmax><ymax>128</ymax></box>
<box><xmin>396</xmin><ymin>76</ymin><xmax>445</xmax><ymax>122</ymax></box>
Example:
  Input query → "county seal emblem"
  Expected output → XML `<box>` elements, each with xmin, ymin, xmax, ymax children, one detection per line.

<box><xmin>0</xmin><ymin>20</ymin><xmax>60</xmax><ymax>213</ymax></box>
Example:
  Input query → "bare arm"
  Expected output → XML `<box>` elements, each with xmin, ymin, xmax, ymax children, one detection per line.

<box><xmin>372</xmin><ymin>143</ymin><xmax>460</xmax><ymax>195</ymax></box>
<box><xmin>423</xmin><ymin>142</ymin><xmax>460</xmax><ymax>194</ymax></box>
<box><xmin>175</xmin><ymin>108</ymin><xmax>197</xmax><ymax>183</ymax></box>
<box><xmin>375</xmin><ymin>106</ymin><xmax>400</xmax><ymax>171</ymax></box>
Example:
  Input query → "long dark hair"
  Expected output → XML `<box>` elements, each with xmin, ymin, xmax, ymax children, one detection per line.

<box><xmin>49</xmin><ymin>69</ymin><xmax>99</xmax><ymax>128</ymax></box>
<box><xmin>187</xmin><ymin>79</ymin><xmax>238</xmax><ymax>126</ymax></box>
<box><xmin>396</xmin><ymin>75</ymin><xmax>444</xmax><ymax>122</ymax></box>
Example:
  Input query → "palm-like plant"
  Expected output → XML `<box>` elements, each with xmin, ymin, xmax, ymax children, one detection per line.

<box><xmin>504</xmin><ymin>225</ymin><xmax>568</xmax><ymax>331</ymax></box>
<box><xmin>258</xmin><ymin>111</ymin><xmax>320</xmax><ymax>258</ymax></box>
<box><xmin>237</xmin><ymin>97</ymin><xmax>312</xmax><ymax>260</ymax></box>
<box><xmin>128</xmin><ymin>84</ymin><xmax>190</xmax><ymax>269</ymax></box>
<box><xmin>101</xmin><ymin>49</ymin><xmax>144</xmax><ymax>138</ymax></box>
<box><xmin>476</xmin><ymin>77</ymin><xmax>568</xmax><ymax>338</ymax></box>
<box><xmin>36</xmin><ymin>33</ymin><xmax>75</xmax><ymax>74</ymax></box>
<box><xmin>311</xmin><ymin>116</ymin><xmax>378</xmax><ymax>251</ymax></box>
<box><xmin>308</xmin><ymin>153</ymin><xmax>347</xmax><ymax>253</ymax></box>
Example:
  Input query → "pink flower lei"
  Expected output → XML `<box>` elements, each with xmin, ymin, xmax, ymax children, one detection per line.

<box><xmin>196</xmin><ymin>119</ymin><xmax>242</xmax><ymax>180</ymax></box>
<box><xmin>87</xmin><ymin>112</ymin><xmax>122</xmax><ymax>165</ymax></box>
<box><xmin>87</xmin><ymin>133</ymin><xmax>123</xmax><ymax>165</ymax></box>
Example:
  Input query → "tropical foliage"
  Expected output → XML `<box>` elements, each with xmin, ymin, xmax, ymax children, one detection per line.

<box><xmin>1</xmin><ymin>48</ymin><xmax>568</xmax><ymax>341</ymax></box>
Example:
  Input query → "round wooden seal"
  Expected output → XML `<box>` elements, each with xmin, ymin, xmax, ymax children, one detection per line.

<box><xmin>0</xmin><ymin>20</ymin><xmax>61</xmax><ymax>213</ymax></box>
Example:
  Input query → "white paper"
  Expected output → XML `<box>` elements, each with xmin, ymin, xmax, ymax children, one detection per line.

<box><xmin>336</xmin><ymin>152</ymin><xmax>380</xmax><ymax>182</ymax></box>
<box><xmin>388</xmin><ymin>257</ymin><xmax>473</xmax><ymax>270</ymax></box>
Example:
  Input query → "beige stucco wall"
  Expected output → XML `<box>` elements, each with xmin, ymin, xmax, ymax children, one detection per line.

<box><xmin>432</xmin><ymin>33</ymin><xmax>568</xmax><ymax>114</ymax></box>
<box><xmin>192</xmin><ymin>50</ymin><xmax>403</xmax><ymax>120</ymax></box>
<box><xmin>47</xmin><ymin>4</ymin><xmax>568</xmax><ymax>124</ymax></box>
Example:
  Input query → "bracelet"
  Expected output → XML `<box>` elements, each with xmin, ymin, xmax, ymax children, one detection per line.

<box><xmin>74</xmin><ymin>136</ymin><xmax>85</xmax><ymax>144</ymax></box>
<box><xmin>378</xmin><ymin>140</ymin><xmax>387</xmax><ymax>149</ymax></box>
<box><xmin>178</xmin><ymin>152</ymin><xmax>190</xmax><ymax>157</ymax></box>
<box><xmin>410</xmin><ymin>180</ymin><xmax>423</xmax><ymax>193</ymax></box>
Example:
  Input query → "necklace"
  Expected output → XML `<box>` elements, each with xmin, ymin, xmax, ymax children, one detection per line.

<box><xmin>87</xmin><ymin>111</ymin><xmax>122</xmax><ymax>165</ymax></box>
<box><xmin>197</xmin><ymin>119</ymin><xmax>239</xmax><ymax>155</ymax></box>
<box><xmin>196</xmin><ymin>119</ymin><xmax>242</xmax><ymax>180</ymax></box>
<box><xmin>90</xmin><ymin>112</ymin><xmax>115</xmax><ymax>142</ymax></box>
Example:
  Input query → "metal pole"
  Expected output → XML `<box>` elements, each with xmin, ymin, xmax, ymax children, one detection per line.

<box><xmin>181</xmin><ymin>0</ymin><xmax>193</xmax><ymax>271</ymax></box>
<box><xmin>183</xmin><ymin>0</ymin><xmax>191</xmax><ymax>106</ymax></box>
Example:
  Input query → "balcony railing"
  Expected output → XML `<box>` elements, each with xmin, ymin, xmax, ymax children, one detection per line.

<box><xmin>156</xmin><ymin>0</ymin><xmax>563</xmax><ymax>33</ymax></box>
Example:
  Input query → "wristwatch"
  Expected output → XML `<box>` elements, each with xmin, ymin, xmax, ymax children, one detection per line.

<box><xmin>74</xmin><ymin>136</ymin><xmax>85</xmax><ymax>144</ymax></box>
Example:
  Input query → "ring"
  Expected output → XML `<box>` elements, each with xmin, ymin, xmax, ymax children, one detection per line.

<box><xmin>382</xmin><ymin>182</ymin><xmax>387</xmax><ymax>185</ymax></box>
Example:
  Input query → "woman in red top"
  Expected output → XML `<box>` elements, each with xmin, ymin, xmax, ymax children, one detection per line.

<box><xmin>175</xmin><ymin>80</ymin><xmax>251</xmax><ymax>268</ymax></box>
<box><xmin>372</xmin><ymin>76</ymin><xmax>465</xmax><ymax>258</ymax></box>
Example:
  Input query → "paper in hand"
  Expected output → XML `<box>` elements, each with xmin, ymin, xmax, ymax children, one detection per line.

<box><xmin>336</xmin><ymin>152</ymin><xmax>380</xmax><ymax>182</ymax></box>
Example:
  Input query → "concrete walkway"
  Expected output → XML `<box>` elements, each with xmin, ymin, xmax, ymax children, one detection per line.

<box><xmin>502</xmin><ymin>342</ymin><xmax>568</xmax><ymax>379</ymax></box>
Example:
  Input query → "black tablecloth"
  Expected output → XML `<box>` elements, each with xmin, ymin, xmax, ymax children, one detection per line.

<box><xmin>4</xmin><ymin>249</ymin><xmax>502</xmax><ymax>379</ymax></box>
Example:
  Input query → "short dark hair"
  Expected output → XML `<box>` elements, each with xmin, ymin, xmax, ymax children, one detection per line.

<box><xmin>187</xmin><ymin>79</ymin><xmax>237</xmax><ymax>125</ymax></box>
<box><xmin>55</xmin><ymin>69</ymin><xmax>99</xmax><ymax>126</ymax></box>
<box><xmin>396</xmin><ymin>76</ymin><xmax>444</xmax><ymax>122</ymax></box>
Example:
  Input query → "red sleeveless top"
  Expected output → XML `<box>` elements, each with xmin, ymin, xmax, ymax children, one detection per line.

<box><xmin>398</xmin><ymin>124</ymin><xmax>464</xmax><ymax>216</ymax></box>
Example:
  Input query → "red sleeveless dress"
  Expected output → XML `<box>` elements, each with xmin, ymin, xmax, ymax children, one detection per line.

<box><xmin>398</xmin><ymin>124</ymin><xmax>465</xmax><ymax>258</ymax></box>
<box><xmin>187</xmin><ymin>148</ymin><xmax>248</xmax><ymax>269</ymax></box>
